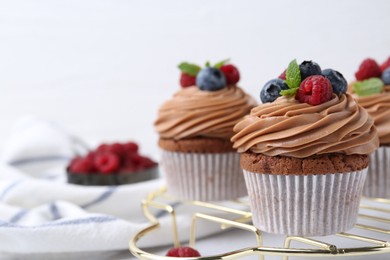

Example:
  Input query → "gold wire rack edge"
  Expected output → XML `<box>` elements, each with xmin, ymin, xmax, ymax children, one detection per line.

<box><xmin>129</xmin><ymin>225</ymin><xmax>390</xmax><ymax>259</ymax></box>
<box><xmin>129</xmin><ymin>188</ymin><xmax>390</xmax><ymax>259</ymax></box>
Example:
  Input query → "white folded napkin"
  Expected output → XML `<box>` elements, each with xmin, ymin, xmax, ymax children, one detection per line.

<box><xmin>0</xmin><ymin>117</ymin><xmax>234</xmax><ymax>255</ymax></box>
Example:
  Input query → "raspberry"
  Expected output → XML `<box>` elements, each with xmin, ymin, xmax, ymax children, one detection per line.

<box><xmin>86</xmin><ymin>151</ymin><xmax>96</xmax><ymax>161</ymax></box>
<box><xmin>278</xmin><ymin>69</ymin><xmax>286</xmax><ymax>80</ymax></box>
<box><xmin>380</xmin><ymin>57</ymin><xmax>390</xmax><ymax>72</ymax></box>
<box><xmin>119</xmin><ymin>165</ymin><xmax>138</xmax><ymax>173</ymax></box>
<box><xmin>139</xmin><ymin>157</ymin><xmax>157</xmax><ymax>168</ymax></box>
<box><xmin>94</xmin><ymin>153</ymin><xmax>120</xmax><ymax>174</ymax></box>
<box><xmin>69</xmin><ymin>157</ymin><xmax>95</xmax><ymax>174</ymax></box>
<box><xmin>220</xmin><ymin>64</ymin><xmax>240</xmax><ymax>85</ymax></box>
<box><xmin>166</xmin><ymin>247</ymin><xmax>201</xmax><ymax>257</ymax></box>
<box><xmin>123</xmin><ymin>142</ymin><xmax>139</xmax><ymax>154</ymax></box>
<box><xmin>296</xmin><ymin>75</ymin><xmax>333</xmax><ymax>106</ymax></box>
<box><xmin>97</xmin><ymin>143</ymin><xmax>125</xmax><ymax>158</ymax></box>
<box><xmin>128</xmin><ymin>153</ymin><xmax>143</xmax><ymax>165</ymax></box>
<box><xmin>355</xmin><ymin>58</ymin><xmax>382</xmax><ymax>81</ymax></box>
<box><xmin>96</xmin><ymin>144</ymin><xmax>108</xmax><ymax>154</ymax></box>
<box><xmin>180</xmin><ymin>72</ymin><xmax>196</xmax><ymax>88</ymax></box>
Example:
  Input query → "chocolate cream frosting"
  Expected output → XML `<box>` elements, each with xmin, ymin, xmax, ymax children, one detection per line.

<box><xmin>352</xmin><ymin>86</ymin><xmax>390</xmax><ymax>145</ymax></box>
<box><xmin>155</xmin><ymin>86</ymin><xmax>256</xmax><ymax>140</ymax></box>
<box><xmin>231</xmin><ymin>93</ymin><xmax>379</xmax><ymax>158</ymax></box>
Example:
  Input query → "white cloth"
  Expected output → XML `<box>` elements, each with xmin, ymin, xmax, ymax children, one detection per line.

<box><xmin>0</xmin><ymin>117</ymin><xmax>234</xmax><ymax>255</ymax></box>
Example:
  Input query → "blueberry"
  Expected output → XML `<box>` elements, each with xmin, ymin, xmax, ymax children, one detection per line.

<box><xmin>322</xmin><ymin>69</ymin><xmax>347</xmax><ymax>95</ymax></box>
<box><xmin>196</xmin><ymin>67</ymin><xmax>226</xmax><ymax>91</ymax></box>
<box><xmin>260</xmin><ymin>79</ymin><xmax>289</xmax><ymax>103</ymax></box>
<box><xmin>382</xmin><ymin>68</ymin><xmax>390</xmax><ymax>85</ymax></box>
<box><xmin>300</xmin><ymin>61</ymin><xmax>322</xmax><ymax>80</ymax></box>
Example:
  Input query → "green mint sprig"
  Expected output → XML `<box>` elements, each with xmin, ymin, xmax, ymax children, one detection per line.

<box><xmin>280</xmin><ymin>59</ymin><xmax>301</xmax><ymax>96</ymax></box>
<box><xmin>179</xmin><ymin>59</ymin><xmax>230</xmax><ymax>76</ymax></box>
<box><xmin>214</xmin><ymin>59</ymin><xmax>230</xmax><ymax>69</ymax></box>
<box><xmin>178</xmin><ymin>62</ymin><xmax>201</xmax><ymax>76</ymax></box>
<box><xmin>352</xmin><ymin>78</ymin><xmax>384</xmax><ymax>96</ymax></box>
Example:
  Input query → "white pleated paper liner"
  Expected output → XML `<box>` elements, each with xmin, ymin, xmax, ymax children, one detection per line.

<box><xmin>363</xmin><ymin>146</ymin><xmax>390</xmax><ymax>198</ymax></box>
<box><xmin>243</xmin><ymin>169</ymin><xmax>367</xmax><ymax>236</ymax></box>
<box><xmin>161</xmin><ymin>150</ymin><xmax>247</xmax><ymax>201</ymax></box>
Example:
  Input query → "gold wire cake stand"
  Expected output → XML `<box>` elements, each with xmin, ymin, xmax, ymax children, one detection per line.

<box><xmin>129</xmin><ymin>187</ymin><xmax>390</xmax><ymax>259</ymax></box>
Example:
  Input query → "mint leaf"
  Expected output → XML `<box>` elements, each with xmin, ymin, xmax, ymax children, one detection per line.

<box><xmin>178</xmin><ymin>62</ymin><xmax>201</xmax><ymax>76</ymax></box>
<box><xmin>280</xmin><ymin>88</ymin><xmax>298</xmax><ymax>96</ymax></box>
<box><xmin>353</xmin><ymin>78</ymin><xmax>384</xmax><ymax>96</ymax></box>
<box><xmin>285</xmin><ymin>59</ymin><xmax>301</xmax><ymax>89</ymax></box>
<box><xmin>205</xmin><ymin>61</ymin><xmax>211</xmax><ymax>67</ymax></box>
<box><xmin>214</xmin><ymin>59</ymin><xmax>230</xmax><ymax>69</ymax></box>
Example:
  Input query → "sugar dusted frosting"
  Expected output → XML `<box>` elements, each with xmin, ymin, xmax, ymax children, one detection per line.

<box><xmin>155</xmin><ymin>86</ymin><xmax>256</xmax><ymax>140</ymax></box>
<box><xmin>231</xmin><ymin>93</ymin><xmax>379</xmax><ymax>158</ymax></box>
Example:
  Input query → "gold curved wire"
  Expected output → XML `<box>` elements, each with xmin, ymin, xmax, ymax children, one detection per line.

<box><xmin>129</xmin><ymin>189</ymin><xmax>390</xmax><ymax>259</ymax></box>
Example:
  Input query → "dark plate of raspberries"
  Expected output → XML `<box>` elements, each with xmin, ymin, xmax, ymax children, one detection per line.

<box><xmin>67</xmin><ymin>141</ymin><xmax>158</xmax><ymax>186</ymax></box>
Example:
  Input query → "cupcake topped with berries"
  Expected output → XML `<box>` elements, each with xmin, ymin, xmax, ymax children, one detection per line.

<box><xmin>232</xmin><ymin>59</ymin><xmax>379</xmax><ymax>236</ymax></box>
<box><xmin>156</xmin><ymin>59</ymin><xmax>256</xmax><ymax>143</ymax></box>
<box><xmin>350</xmin><ymin>57</ymin><xmax>390</xmax><ymax>198</ymax></box>
<box><xmin>350</xmin><ymin>57</ymin><xmax>390</xmax><ymax>145</ymax></box>
<box><xmin>154</xmin><ymin>60</ymin><xmax>255</xmax><ymax>201</ymax></box>
<box><xmin>234</xmin><ymin>58</ymin><xmax>377</xmax><ymax>159</ymax></box>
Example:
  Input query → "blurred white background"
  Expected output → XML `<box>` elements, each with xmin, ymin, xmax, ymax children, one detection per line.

<box><xmin>0</xmin><ymin>0</ymin><xmax>389</xmax><ymax>158</ymax></box>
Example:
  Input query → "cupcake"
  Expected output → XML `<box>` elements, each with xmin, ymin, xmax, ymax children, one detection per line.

<box><xmin>67</xmin><ymin>141</ymin><xmax>158</xmax><ymax>185</ymax></box>
<box><xmin>231</xmin><ymin>59</ymin><xmax>379</xmax><ymax>236</ymax></box>
<box><xmin>154</xmin><ymin>60</ymin><xmax>256</xmax><ymax>201</ymax></box>
<box><xmin>350</xmin><ymin>57</ymin><xmax>390</xmax><ymax>198</ymax></box>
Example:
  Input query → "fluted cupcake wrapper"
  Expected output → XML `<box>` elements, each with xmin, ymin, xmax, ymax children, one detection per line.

<box><xmin>243</xmin><ymin>169</ymin><xmax>367</xmax><ymax>236</ymax></box>
<box><xmin>363</xmin><ymin>146</ymin><xmax>390</xmax><ymax>199</ymax></box>
<box><xmin>161</xmin><ymin>151</ymin><xmax>247</xmax><ymax>201</ymax></box>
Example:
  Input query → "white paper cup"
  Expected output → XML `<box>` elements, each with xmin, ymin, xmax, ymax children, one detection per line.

<box><xmin>161</xmin><ymin>150</ymin><xmax>247</xmax><ymax>201</ymax></box>
<box><xmin>363</xmin><ymin>146</ymin><xmax>390</xmax><ymax>198</ymax></box>
<box><xmin>243</xmin><ymin>169</ymin><xmax>367</xmax><ymax>236</ymax></box>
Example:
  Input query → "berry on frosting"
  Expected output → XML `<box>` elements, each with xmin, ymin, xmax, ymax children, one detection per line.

<box><xmin>178</xmin><ymin>62</ymin><xmax>201</xmax><ymax>88</ymax></box>
<box><xmin>276</xmin><ymin>59</ymin><xmax>341</xmax><ymax>105</ymax></box>
<box><xmin>220</xmin><ymin>64</ymin><xmax>240</xmax><ymax>85</ymax></box>
<box><xmin>321</xmin><ymin>69</ymin><xmax>347</xmax><ymax>95</ymax></box>
<box><xmin>299</xmin><ymin>61</ymin><xmax>322</xmax><ymax>80</ymax></box>
<box><xmin>196</xmin><ymin>67</ymin><xmax>226</xmax><ymax>91</ymax></box>
<box><xmin>295</xmin><ymin>75</ymin><xmax>333</xmax><ymax>106</ymax></box>
<box><xmin>355</xmin><ymin>58</ymin><xmax>382</xmax><ymax>81</ymax></box>
<box><xmin>382</xmin><ymin>67</ymin><xmax>390</xmax><ymax>85</ymax></box>
<box><xmin>166</xmin><ymin>247</ymin><xmax>201</xmax><ymax>257</ymax></box>
<box><xmin>179</xmin><ymin>59</ymin><xmax>240</xmax><ymax>91</ymax></box>
<box><xmin>180</xmin><ymin>73</ymin><xmax>196</xmax><ymax>88</ymax></box>
<box><xmin>380</xmin><ymin>57</ymin><xmax>390</xmax><ymax>72</ymax></box>
<box><xmin>278</xmin><ymin>69</ymin><xmax>286</xmax><ymax>80</ymax></box>
<box><xmin>260</xmin><ymin>79</ymin><xmax>289</xmax><ymax>103</ymax></box>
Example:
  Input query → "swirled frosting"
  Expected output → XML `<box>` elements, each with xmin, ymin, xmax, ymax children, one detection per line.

<box><xmin>155</xmin><ymin>86</ymin><xmax>256</xmax><ymax>140</ymax></box>
<box><xmin>231</xmin><ymin>93</ymin><xmax>379</xmax><ymax>158</ymax></box>
<box><xmin>352</xmin><ymin>86</ymin><xmax>390</xmax><ymax>145</ymax></box>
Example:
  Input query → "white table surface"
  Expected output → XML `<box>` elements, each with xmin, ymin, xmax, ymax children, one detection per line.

<box><xmin>1</xmin><ymin>1</ymin><xmax>390</xmax><ymax>259</ymax></box>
